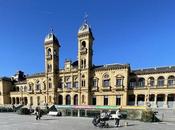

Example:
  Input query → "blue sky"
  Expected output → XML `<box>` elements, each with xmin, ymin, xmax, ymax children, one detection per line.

<box><xmin>0</xmin><ymin>0</ymin><xmax>175</xmax><ymax>76</ymax></box>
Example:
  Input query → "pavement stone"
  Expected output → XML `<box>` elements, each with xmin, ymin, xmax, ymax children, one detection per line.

<box><xmin>0</xmin><ymin>113</ymin><xmax>175</xmax><ymax>130</ymax></box>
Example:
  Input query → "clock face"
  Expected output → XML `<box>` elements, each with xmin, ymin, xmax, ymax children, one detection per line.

<box><xmin>66</xmin><ymin>64</ymin><xmax>70</xmax><ymax>68</ymax></box>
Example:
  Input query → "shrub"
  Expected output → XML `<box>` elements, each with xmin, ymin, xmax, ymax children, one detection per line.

<box><xmin>141</xmin><ymin>110</ymin><xmax>154</xmax><ymax>122</ymax></box>
<box><xmin>17</xmin><ymin>108</ymin><xmax>30</xmax><ymax>115</ymax></box>
<box><xmin>40</xmin><ymin>109</ymin><xmax>49</xmax><ymax>115</ymax></box>
<box><xmin>0</xmin><ymin>107</ymin><xmax>13</xmax><ymax>112</ymax></box>
<box><xmin>123</xmin><ymin>109</ymin><xmax>142</xmax><ymax>120</ymax></box>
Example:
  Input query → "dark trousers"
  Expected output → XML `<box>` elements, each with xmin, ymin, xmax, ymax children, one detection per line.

<box><xmin>115</xmin><ymin>118</ymin><xmax>120</xmax><ymax>126</ymax></box>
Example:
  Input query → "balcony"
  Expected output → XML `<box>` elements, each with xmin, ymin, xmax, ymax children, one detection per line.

<box><xmin>80</xmin><ymin>48</ymin><xmax>87</xmax><ymax>55</ymax></box>
<box><xmin>112</xmin><ymin>85</ymin><xmax>124</xmax><ymax>91</ymax></box>
<box><xmin>72</xmin><ymin>87</ymin><xmax>79</xmax><ymax>92</ymax></box>
<box><xmin>46</xmin><ymin>55</ymin><xmax>52</xmax><ymax>60</ymax></box>
<box><xmin>64</xmin><ymin>87</ymin><xmax>72</xmax><ymax>92</ymax></box>
<box><xmin>57</xmin><ymin>88</ymin><xmax>63</xmax><ymax>92</ymax></box>
<box><xmin>91</xmin><ymin>86</ymin><xmax>98</xmax><ymax>91</ymax></box>
<box><xmin>34</xmin><ymin>89</ymin><xmax>41</xmax><ymax>93</ymax></box>
<box><xmin>27</xmin><ymin>89</ymin><xmax>33</xmax><ymax>93</ymax></box>
<box><xmin>102</xmin><ymin>86</ymin><xmax>111</xmax><ymax>91</ymax></box>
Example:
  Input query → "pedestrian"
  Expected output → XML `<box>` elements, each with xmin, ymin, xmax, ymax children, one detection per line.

<box><xmin>12</xmin><ymin>104</ymin><xmax>16</xmax><ymax>112</ymax></box>
<box><xmin>115</xmin><ymin>108</ymin><xmax>121</xmax><ymax>127</ymax></box>
<box><xmin>35</xmin><ymin>106</ymin><xmax>41</xmax><ymax>120</ymax></box>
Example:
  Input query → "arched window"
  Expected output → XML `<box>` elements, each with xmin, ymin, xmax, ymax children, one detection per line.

<box><xmin>47</xmin><ymin>64</ymin><xmax>52</xmax><ymax>72</ymax></box>
<box><xmin>104</xmin><ymin>96</ymin><xmax>108</xmax><ymax>105</ymax></box>
<box><xmin>81</xmin><ymin>41</ymin><xmax>86</xmax><ymax>49</ymax></box>
<box><xmin>24</xmin><ymin>86</ymin><xmax>27</xmax><ymax>92</ymax></box>
<box><xmin>168</xmin><ymin>75</ymin><xmax>175</xmax><ymax>86</ymax></box>
<box><xmin>116</xmin><ymin>75</ymin><xmax>124</xmax><ymax>87</ymax></box>
<box><xmin>129</xmin><ymin>78</ymin><xmax>136</xmax><ymax>88</ymax></box>
<box><xmin>74</xmin><ymin>94</ymin><xmax>78</xmax><ymax>105</ymax></box>
<box><xmin>148</xmin><ymin>77</ymin><xmax>154</xmax><ymax>87</ymax></box>
<box><xmin>103</xmin><ymin>73</ymin><xmax>110</xmax><ymax>87</ymax></box>
<box><xmin>58</xmin><ymin>95</ymin><xmax>63</xmax><ymax>105</ymax></box>
<box><xmin>28</xmin><ymin>82</ymin><xmax>33</xmax><ymax>91</ymax></box>
<box><xmin>157</xmin><ymin>76</ymin><xmax>165</xmax><ymax>87</ymax></box>
<box><xmin>93</xmin><ymin>78</ymin><xmax>98</xmax><ymax>88</ymax></box>
<box><xmin>81</xmin><ymin>75</ymin><xmax>85</xmax><ymax>87</ymax></box>
<box><xmin>82</xmin><ymin>95</ymin><xmax>85</xmax><ymax>104</ymax></box>
<box><xmin>35</xmin><ymin>80</ymin><xmax>40</xmax><ymax>90</ymax></box>
<box><xmin>47</xmin><ymin>48</ymin><xmax>51</xmax><ymax>56</ymax></box>
<box><xmin>48</xmin><ymin>78</ymin><xmax>52</xmax><ymax>89</ymax></box>
<box><xmin>66</xmin><ymin>95</ymin><xmax>71</xmax><ymax>105</ymax></box>
<box><xmin>84</xmin><ymin>59</ymin><xmax>86</xmax><ymax>68</ymax></box>
<box><xmin>138</xmin><ymin>78</ymin><xmax>145</xmax><ymax>87</ymax></box>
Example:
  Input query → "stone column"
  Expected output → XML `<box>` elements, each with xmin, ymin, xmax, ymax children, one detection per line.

<box><xmin>70</xmin><ymin>109</ymin><xmax>73</xmax><ymax>116</ymax></box>
<box><xmin>135</xmin><ymin>94</ymin><xmax>138</xmax><ymax>106</ymax></box>
<box><xmin>163</xmin><ymin>94</ymin><xmax>168</xmax><ymax>108</ymax></box>
<box><xmin>144</xmin><ymin>95</ymin><xmax>147</xmax><ymax>106</ymax></box>
<box><xmin>77</xmin><ymin>109</ymin><xmax>80</xmax><ymax>117</ymax></box>
<box><xmin>85</xmin><ymin>109</ymin><xmax>87</xmax><ymax>117</ymax></box>
<box><xmin>154</xmin><ymin>94</ymin><xmax>157</xmax><ymax>108</ymax></box>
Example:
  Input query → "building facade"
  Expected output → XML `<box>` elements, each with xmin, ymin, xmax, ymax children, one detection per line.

<box><xmin>0</xmin><ymin>21</ymin><xmax>175</xmax><ymax>109</ymax></box>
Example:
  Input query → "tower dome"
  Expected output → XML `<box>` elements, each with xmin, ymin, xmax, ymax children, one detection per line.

<box><xmin>78</xmin><ymin>23</ymin><xmax>91</xmax><ymax>34</ymax></box>
<box><xmin>44</xmin><ymin>31</ymin><xmax>60</xmax><ymax>47</ymax></box>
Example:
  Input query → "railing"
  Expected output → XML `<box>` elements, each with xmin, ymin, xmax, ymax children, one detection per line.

<box><xmin>57</xmin><ymin>88</ymin><xmax>63</xmax><ymax>92</ymax></box>
<box><xmin>46</xmin><ymin>55</ymin><xmax>52</xmax><ymax>60</ymax></box>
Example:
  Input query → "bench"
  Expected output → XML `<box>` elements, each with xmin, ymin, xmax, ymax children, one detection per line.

<box><xmin>47</xmin><ymin>111</ymin><xmax>61</xmax><ymax>116</ymax></box>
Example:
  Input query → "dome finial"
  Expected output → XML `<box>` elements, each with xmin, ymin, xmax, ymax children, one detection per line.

<box><xmin>84</xmin><ymin>12</ymin><xmax>88</xmax><ymax>24</ymax></box>
<box><xmin>50</xmin><ymin>27</ymin><xmax>54</xmax><ymax>34</ymax></box>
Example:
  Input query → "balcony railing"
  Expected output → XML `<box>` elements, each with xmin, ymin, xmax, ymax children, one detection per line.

<box><xmin>92</xmin><ymin>86</ymin><xmax>98</xmax><ymax>91</ymax></box>
<box><xmin>80</xmin><ymin>48</ymin><xmax>87</xmax><ymax>55</ymax></box>
<box><xmin>64</xmin><ymin>87</ymin><xmax>72</xmax><ymax>92</ymax></box>
<box><xmin>46</xmin><ymin>55</ymin><xmax>52</xmax><ymax>60</ymax></box>
<box><xmin>34</xmin><ymin>89</ymin><xmax>41</xmax><ymax>93</ymax></box>
<box><xmin>72</xmin><ymin>87</ymin><xmax>79</xmax><ymax>92</ymax></box>
<box><xmin>102</xmin><ymin>86</ymin><xmax>111</xmax><ymax>91</ymax></box>
<box><xmin>27</xmin><ymin>89</ymin><xmax>33</xmax><ymax>93</ymax></box>
<box><xmin>57</xmin><ymin>87</ymin><xmax>63</xmax><ymax>92</ymax></box>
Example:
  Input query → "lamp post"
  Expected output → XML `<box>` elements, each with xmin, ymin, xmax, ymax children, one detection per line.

<box><xmin>20</xmin><ymin>86</ymin><xmax>24</xmax><ymax>105</ymax></box>
<box><xmin>146</xmin><ymin>79</ymin><xmax>151</xmax><ymax>108</ymax></box>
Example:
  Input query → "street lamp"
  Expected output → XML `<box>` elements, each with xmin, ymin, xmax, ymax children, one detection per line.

<box><xmin>146</xmin><ymin>79</ymin><xmax>151</xmax><ymax>108</ymax></box>
<box><xmin>20</xmin><ymin>86</ymin><xmax>24</xmax><ymax>105</ymax></box>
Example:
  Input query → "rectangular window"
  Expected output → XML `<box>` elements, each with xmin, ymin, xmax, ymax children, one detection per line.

<box><xmin>66</xmin><ymin>82</ymin><xmax>71</xmax><ymax>88</ymax></box>
<box><xmin>129</xmin><ymin>82</ymin><xmax>136</xmax><ymax>88</ymax></box>
<box><xmin>49</xmin><ymin>96</ymin><xmax>51</xmax><ymax>103</ymax></box>
<box><xmin>150</xmin><ymin>80</ymin><xmax>154</xmax><ymax>87</ymax></box>
<box><xmin>37</xmin><ymin>96</ymin><xmax>40</xmax><ymax>105</ymax></box>
<box><xmin>168</xmin><ymin>80</ymin><xmax>174</xmax><ymax>86</ymax></box>
<box><xmin>93</xmin><ymin>79</ymin><xmax>97</xmax><ymax>88</ymax></box>
<box><xmin>116</xmin><ymin>96</ymin><xmax>121</xmax><ymax>105</ymax></box>
<box><xmin>103</xmin><ymin>79</ymin><xmax>110</xmax><ymax>87</ymax></box>
<box><xmin>92</xmin><ymin>96</ymin><xmax>96</xmax><ymax>105</ymax></box>
<box><xmin>158</xmin><ymin>80</ymin><xmax>164</xmax><ymax>87</ymax></box>
<box><xmin>82</xmin><ymin>80</ymin><xmax>85</xmax><ymax>87</ymax></box>
<box><xmin>73</xmin><ymin>82</ymin><xmax>78</xmax><ymax>88</ymax></box>
<box><xmin>36</xmin><ymin>84</ymin><xmax>40</xmax><ymax>90</ymax></box>
<box><xmin>116</xmin><ymin>79</ymin><xmax>123</xmax><ymax>86</ymax></box>
<box><xmin>138</xmin><ymin>81</ymin><xmax>145</xmax><ymax>87</ymax></box>
<box><xmin>104</xmin><ymin>96</ymin><xmax>108</xmax><ymax>105</ymax></box>
<box><xmin>48</xmin><ymin>83</ymin><xmax>52</xmax><ymax>89</ymax></box>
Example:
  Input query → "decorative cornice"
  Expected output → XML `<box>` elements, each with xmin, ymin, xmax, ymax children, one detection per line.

<box><xmin>132</xmin><ymin>66</ymin><xmax>175</xmax><ymax>75</ymax></box>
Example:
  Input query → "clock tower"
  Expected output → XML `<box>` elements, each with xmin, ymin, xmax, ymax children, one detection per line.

<box><xmin>77</xmin><ymin>19</ymin><xmax>94</xmax><ymax>105</ymax></box>
<box><xmin>44</xmin><ymin>31</ymin><xmax>60</xmax><ymax>104</ymax></box>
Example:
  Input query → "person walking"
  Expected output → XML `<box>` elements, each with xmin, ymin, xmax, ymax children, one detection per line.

<box><xmin>115</xmin><ymin>108</ymin><xmax>121</xmax><ymax>127</ymax></box>
<box><xmin>35</xmin><ymin>106</ymin><xmax>41</xmax><ymax>120</ymax></box>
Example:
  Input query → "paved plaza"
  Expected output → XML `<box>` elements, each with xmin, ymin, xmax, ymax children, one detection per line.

<box><xmin>0</xmin><ymin>113</ymin><xmax>175</xmax><ymax>130</ymax></box>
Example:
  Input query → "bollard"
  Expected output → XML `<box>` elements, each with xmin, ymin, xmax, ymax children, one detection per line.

<box><xmin>124</xmin><ymin>122</ymin><xmax>128</xmax><ymax>127</ymax></box>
